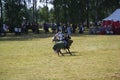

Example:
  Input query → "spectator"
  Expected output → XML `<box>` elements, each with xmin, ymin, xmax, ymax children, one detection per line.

<box><xmin>43</xmin><ymin>22</ymin><xmax>49</xmax><ymax>33</ymax></box>
<box><xmin>66</xmin><ymin>24</ymin><xmax>72</xmax><ymax>36</ymax></box>
<box><xmin>79</xmin><ymin>24</ymin><xmax>84</xmax><ymax>34</ymax></box>
<box><xmin>2</xmin><ymin>24</ymin><xmax>8</xmax><ymax>36</ymax></box>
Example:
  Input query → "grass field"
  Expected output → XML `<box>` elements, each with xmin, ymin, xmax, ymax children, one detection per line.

<box><xmin>0</xmin><ymin>33</ymin><xmax>120</xmax><ymax>80</ymax></box>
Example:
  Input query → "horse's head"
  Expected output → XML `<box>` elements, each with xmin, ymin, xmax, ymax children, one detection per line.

<box><xmin>67</xmin><ymin>40</ymin><xmax>73</xmax><ymax>48</ymax></box>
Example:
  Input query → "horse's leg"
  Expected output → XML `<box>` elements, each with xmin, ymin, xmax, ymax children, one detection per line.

<box><xmin>57</xmin><ymin>52</ymin><xmax>60</xmax><ymax>56</ymax></box>
<box><xmin>59</xmin><ymin>50</ymin><xmax>64</xmax><ymax>56</ymax></box>
<box><xmin>67</xmin><ymin>48</ymin><xmax>72</xmax><ymax>55</ymax></box>
<box><xmin>56</xmin><ymin>49</ymin><xmax>60</xmax><ymax>56</ymax></box>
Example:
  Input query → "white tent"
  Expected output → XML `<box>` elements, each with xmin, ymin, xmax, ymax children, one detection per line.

<box><xmin>103</xmin><ymin>9</ymin><xmax>120</xmax><ymax>21</ymax></box>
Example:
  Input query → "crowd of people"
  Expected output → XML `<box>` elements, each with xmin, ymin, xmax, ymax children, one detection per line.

<box><xmin>0</xmin><ymin>22</ymin><xmax>85</xmax><ymax>36</ymax></box>
<box><xmin>1</xmin><ymin>20</ymin><xmax>120</xmax><ymax>37</ymax></box>
<box><xmin>50</xmin><ymin>22</ymin><xmax>84</xmax><ymax>35</ymax></box>
<box><xmin>0</xmin><ymin>22</ymin><xmax>40</xmax><ymax>36</ymax></box>
<box><xmin>89</xmin><ymin>23</ymin><xmax>120</xmax><ymax>35</ymax></box>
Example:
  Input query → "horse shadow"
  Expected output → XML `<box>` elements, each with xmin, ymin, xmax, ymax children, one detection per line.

<box><xmin>61</xmin><ymin>51</ymin><xmax>80</xmax><ymax>56</ymax></box>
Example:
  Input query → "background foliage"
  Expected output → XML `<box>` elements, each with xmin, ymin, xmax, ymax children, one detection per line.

<box><xmin>0</xmin><ymin>0</ymin><xmax>120</xmax><ymax>29</ymax></box>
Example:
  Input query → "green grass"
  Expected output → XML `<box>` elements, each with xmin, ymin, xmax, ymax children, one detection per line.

<box><xmin>0</xmin><ymin>33</ymin><xmax>120</xmax><ymax>80</ymax></box>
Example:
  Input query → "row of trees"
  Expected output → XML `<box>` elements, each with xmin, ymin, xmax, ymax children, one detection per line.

<box><xmin>0</xmin><ymin>0</ymin><xmax>52</xmax><ymax>32</ymax></box>
<box><xmin>0</xmin><ymin>0</ymin><xmax>120</xmax><ymax>30</ymax></box>
<box><xmin>53</xmin><ymin>0</ymin><xmax>120</xmax><ymax>27</ymax></box>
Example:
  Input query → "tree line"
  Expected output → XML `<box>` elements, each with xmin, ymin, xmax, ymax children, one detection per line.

<box><xmin>0</xmin><ymin>0</ymin><xmax>120</xmax><ymax>31</ymax></box>
<box><xmin>53</xmin><ymin>0</ymin><xmax>120</xmax><ymax>27</ymax></box>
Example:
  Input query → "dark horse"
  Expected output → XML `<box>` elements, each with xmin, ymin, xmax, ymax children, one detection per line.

<box><xmin>52</xmin><ymin>35</ymin><xmax>73</xmax><ymax>56</ymax></box>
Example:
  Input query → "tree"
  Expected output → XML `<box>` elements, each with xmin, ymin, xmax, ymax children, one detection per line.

<box><xmin>3</xmin><ymin>0</ymin><xmax>29</xmax><ymax>32</ymax></box>
<box><xmin>39</xmin><ymin>0</ymin><xmax>49</xmax><ymax>22</ymax></box>
<box><xmin>38</xmin><ymin>6</ymin><xmax>49</xmax><ymax>22</ymax></box>
<box><xmin>0</xmin><ymin>0</ymin><xmax>3</xmax><ymax>32</ymax></box>
<box><xmin>2</xmin><ymin>0</ymin><xmax>120</xmax><ymax>31</ymax></box>
<box><xmin>32</xmin><ymin>0</ymin><xmax>37</xmax><ymax>23</ymax></box>
<box><xmin>53</xmin><ymin>0</ymin><xmax>120</xmax><ymax>26</ymax></box>
<box><xmin>49</xmin><ymin>8</ymin><xmax>55</xmax><ymax>22</ymax></box>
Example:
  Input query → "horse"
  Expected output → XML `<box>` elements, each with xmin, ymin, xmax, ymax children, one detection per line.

<box><xmin>52</xmin><ymin>34</ymin><xmax>73</xmax><ymax>56</ymax></box>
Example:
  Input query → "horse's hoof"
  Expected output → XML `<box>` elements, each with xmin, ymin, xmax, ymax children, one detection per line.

<box><xmin>62</xmin><ymin>54</ymin><xmax>64</xmax><ymax>56</ymax></box>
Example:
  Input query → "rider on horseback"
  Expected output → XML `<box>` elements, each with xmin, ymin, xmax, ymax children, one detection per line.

<box><xmin>52</xmin><ymin>31</ymin><xmax>71</xmax><ymax>48</ymax></box>
<box><xmin>52</xmin><ymin>31</ymin><xmax>73</xmax><ymax>56</ymax></box>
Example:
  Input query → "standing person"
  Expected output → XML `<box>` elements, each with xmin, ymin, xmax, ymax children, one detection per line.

<box><xmin>62</xmin><ymin>24</ymin><xmax>66</xmax><ymax>33</ymax></box>
<box><xmin>14</xmin><ymin>27</ymin><xmax>18</xmax><ymax>35</ymax></box>
<box><xmin>22</xmin><ymin>22</ymin><xmax>28</xmax><ymax>34</ymax></box>
<box><xmin>2</xmin><ymin>23</ymin><xmax>8</xmax><ymax>36</ymax></box>
<box><xmin>35</xmin><ymin>22</ymin><xmax>39</xmax><ymax>34</ymax></box>
<box><xmin>67</xmin><ymin>24</ymin><xmax>72</xmax><ymax>36</ymax></box>
<box><xmin>72</xmin><ymin>24</ymin><xmax>77</xmax><ymax>33</ymax></box>
<box><xmin>58</xmin><ymin>23</ymin><xmax>62</xmax><ymax>32</ymax></box>
<box><xmin>51</xmin><ymin>23</ymin><xmax>57</xmax><ymax>34</ymax></box>
<box><xmin>18</xmin><ymin>26</ymin><xmax>21</xmax><ymax>35</ymax></box>
<box><xmin>43</xmin><ymin>22</ymin><xmax>49</xmax><ymax>33</ymax></box>
<box><xmin>56</xmin><ymin>22</ymin><xmax>60</xmax><ymax>33</ymax></box>
<box><xmin>79</xmin><ymin>23</ymin><xmax>84</xmax><ymax>34</ymax></box>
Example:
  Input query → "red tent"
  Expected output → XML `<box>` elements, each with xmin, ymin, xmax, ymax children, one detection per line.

<box><xmin>102</xmin><ymin>9</ymin><xmax>120</xmax><ymax>34</ymax></box>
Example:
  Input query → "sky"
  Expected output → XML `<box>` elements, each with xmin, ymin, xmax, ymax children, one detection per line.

<box><xmin>27</xmin><ymin>0</ymin><xmax>53</xmax><ymax>10</ymax></box>
<box><xmin>37</xmin><ymin>2</ymin><xmax>53</xmax><ymax>10</ymax></box>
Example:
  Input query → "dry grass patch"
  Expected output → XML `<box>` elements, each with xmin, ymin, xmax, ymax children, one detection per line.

<box><xmin>0</xmin><ymin>34</ymin><xmax>120</xmax><ymax>80</ymax></box>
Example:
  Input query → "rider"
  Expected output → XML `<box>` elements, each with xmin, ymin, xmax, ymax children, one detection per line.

<box><xmin>63</xmin><ymin>32</ymin><xmax>71</xmax><ymax>47</ymax></box>
<box><xmin>52</xmin><ymin>30</ymin><xmax>64</xmax><ymax>42</ymax></box>
<box><xmin>53</xmin><ymin>31</ymin><xmax>71</xmax><ymax>47</ymax></box>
